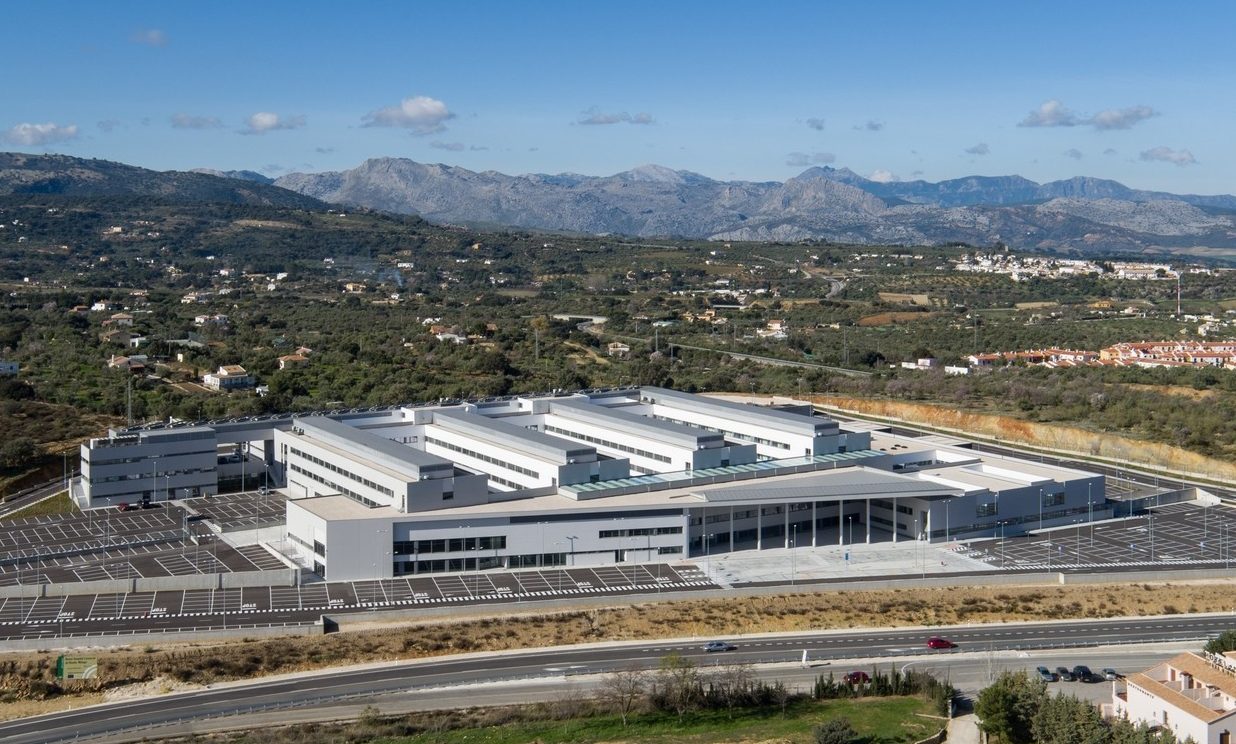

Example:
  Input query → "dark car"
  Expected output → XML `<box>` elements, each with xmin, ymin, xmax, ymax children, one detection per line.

<box><xmin>1056</xmin><ymin>666</ymin><xmax>1075</xmax><ymax>682</ymax></box>
<box><xmin>1036</xmin><ymin>666</ymin><xmax>1057</xmax><ymax>682</ymax></box>
<box><xmin>843</xmin><ymin>671</ymin><xmax>871</xmax><ymax>684</ymax></box>
<box><xmin>1072</xmin><ymin>665</ymin><xmax>1095</xmax><ymax>682</ymax></box>
<box><xmin>702</xmin><ymin>641</ymin><xmax>736</xmax><ymax>652</ymax></box>
<box><xmin>927</xmin><ymin>636</ymin><xmax>957</xmax><ymax>649</ymax></box>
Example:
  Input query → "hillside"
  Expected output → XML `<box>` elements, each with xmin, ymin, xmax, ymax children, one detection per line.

<box><xmin>0</xmin><ymin>153</ymin><xmax>322</xmax><ymax>209</ymax></box>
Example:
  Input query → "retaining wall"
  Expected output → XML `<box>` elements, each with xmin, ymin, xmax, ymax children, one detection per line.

<box><xmin>0</xmin><ymin>621</ymin><xmax>323</xmax><ymax>652</ymax></box>
<box><xmin>0</xmin><ymin>568</ymin><xmax>303</xmax><ymax>599</ymax></box>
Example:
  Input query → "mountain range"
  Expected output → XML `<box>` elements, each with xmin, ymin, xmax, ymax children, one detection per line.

<box><xmin>0</xmin><ymin>152</ymin><xmax>318</xmax><ymax>208</ymax></box>
<box><xmin>275</xmin><ymin>159</ymin><xmax>1236</xmax><ymax>257</ymax></box>
<box><xmin>2</xmin><ymin>152</ymin><xmax>1234</xmax><ymax>257</ymax></box>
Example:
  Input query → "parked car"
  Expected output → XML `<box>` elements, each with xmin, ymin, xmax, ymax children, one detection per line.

<box><xmin>1036</xmin><ymin>666</ymin><xmax>1058</xmax><ymax>682</ymax></box>
<box><xmin>1072</xmin><ymin>665</ymin><xmax>1095</xmax><ymax>682</ymax></box>
<box><xmin>1056</xmin><ymin>667</ymin><xmax>1075</xmax><ymax>682</ymax></box>
<box><xmin>927</xmin><ymin>636</ymin><xmax>957</xmax><ymax>649</ymax></box>
<box><xmin>843</xmin><ymin>671</ymin><xmax>871</xmax><ymax>684</ymax></box>
<box><xmin>702</xmin><ymin>641</ymin><xmax>736</xmax><ymax>652</ymax></box>
<box><xmin>116</xmin><ymin>502</ymin><xmax>133</xmax><ymax>512</ymax></box>
<box><xmin>1103</xmin><ymin>668</ymin><xmax>1120</xmax><ymax>681</ymax></box>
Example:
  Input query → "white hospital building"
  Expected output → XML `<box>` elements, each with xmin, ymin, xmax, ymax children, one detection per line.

<box><xmin>79</xmin><ymin>387</ymin><xmax>1105</xmax><ymax>581</ymax></box>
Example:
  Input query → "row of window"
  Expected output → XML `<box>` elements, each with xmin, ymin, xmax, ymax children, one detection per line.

<box><xmin>544</xmin><ymin>424</ymin><xmax>671</xmax><ymax>464</ymax></box>
<box><xmin>650</xmin><ymin>413</ymin><xmax>792</xmax><ymax>450</ymax></box>
<box><xmin>395</xmin><ymin>556</ymin><xmax>505</xmax><ymax>575</ymax></box>
<box><xmin>290</xmin><ymin>446</ymin><xmax>394</xmax><ymax>498</ymax></box>
<box><xmin>425</xmin><ymin>435</ymin><xmax>539</xmax><ymax>479</ymax></box>
<box><xmin>86</xmin><ymin>449</ymin><xmax>216</xmax><ymax>468</ymax></box>
<box><xmin>598</xmin><ymin>526</ymin><xmax>683</xmax><ymax>538</ymax></box>
<box><xmin>289</xmin><ymin>463</ymin><xmax>381</xmax><ymax>508</ymax></box>
<box><xmin>84</xmin><ymin>466</ymin><xmax>213</xmax><ymax>484</ymax></box>
<box><xmin>393</xmin><ymin>536</ymin><xmax>507</xmax><ymax>555</ymax></box>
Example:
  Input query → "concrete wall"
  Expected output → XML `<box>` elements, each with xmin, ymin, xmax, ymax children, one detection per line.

<box><xmin>0</xmin><ymin>569</ymin><xmax>301</xmax><ymax>599</ymax></box>
<box><xmin>0</xmin><ymin>621</ymin><xmax>323</xmax><ymax>653</ymax></box>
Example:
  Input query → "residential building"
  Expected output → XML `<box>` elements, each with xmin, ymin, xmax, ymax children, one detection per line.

<box><xmin>1110</xmin><ymin>651</ymin><xmax>1236</xmax><ymax>744</ymax></box>
<box><xmin>203</xmin><ymin>365</ymin><xmax>254</xmax><ymax>391</ymax></box>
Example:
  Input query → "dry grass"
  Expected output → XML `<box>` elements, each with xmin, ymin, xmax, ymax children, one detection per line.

<box><xmin>814</xmin><ymin>394</ymin><xmax>1236</xmax><ymax>482</ymax></box>
<box><xmin>1</xmin><ymin>579</ymin><xmax>1233</xmax><ymax>720</ymax></box>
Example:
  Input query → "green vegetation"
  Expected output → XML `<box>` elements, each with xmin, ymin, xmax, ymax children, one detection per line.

<box><xmin>976</xmin><ymin>670</ymin><xmax>1193</xmax><ymax>744</ymax></box>
<box><xmin>1204</xmin><ymin>629</ymin><xmax>1236</xmax><ymax>655</ymax></box>
<box><xmin>4</xmin><ymin>193</ymin><xmax>1236</xmax><ymax>473</ymax></box>
<box><xmin>205</xmin><ymin>694</ymin><xmax>938</xmax><ymax>744</ymax></box>
<box><xmin>0</xmin><ymin>491</ymin><xmax>77</xmax><ymax>522</ymax></box>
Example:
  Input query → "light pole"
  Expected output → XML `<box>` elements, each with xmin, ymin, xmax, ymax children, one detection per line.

<box><xmin>553</xmin><ymin>541</ymin><xmax>563</xmax><ymax>592</ymax></box>
<box><xmin>999</xmin><ymin>521</ymin><xmax>1006</xmax><ymax>568</ymax></box>
<box><xmin>565</xmin><ymin>535</ymin><xmax>577</xmax><ymax>565</ymax></box>
<box><xmin>790</xmin><ymin>523</ymin><xmax>797</xmax><ymax>586</ymax></box>
<box><xmin>1038</xmin><ymin>487</ymin><xmax>1043</xmax><ymax>532</ymax></box>
<box><xmin>847</xmin><ymin>515</ymin><xmax>854</xmax><ymax>546</ymax></box>
<box><xmin>151</xmin><ymin>457</ymin><xmax>158</xmax><ymax>506</ymax></box>
<box><xmin>1087</xmin><ymin>484</ymin><xmax>1094</xmax><ymax>548</ymax></box>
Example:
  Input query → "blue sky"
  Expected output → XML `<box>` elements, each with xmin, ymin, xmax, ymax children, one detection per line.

<box><xmin>3</xmin><ymin>1</ymin><xmax>1233</xmax><ymax>193</ymax></box>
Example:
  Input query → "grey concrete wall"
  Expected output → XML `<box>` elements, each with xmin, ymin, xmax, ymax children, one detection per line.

<box><xmin>46</xmin><ymin>578</ymin><xmax>134</xmax><ymax>597</ymax></box>
<box><xmin>0</xmin><ymin>621</ymin><xmax>323</xmax><ymax>652</ymax></box>
<box><xmin>136</xmin><ymin>573</ymin><xmax>221</xmax><ymax>593</ymax></box>
<box><xmin>0</xmin><ymin>583</ymin><xmax>43</xmax><ymax>599</ymax></box>
<box><xmin>221</xmin><ymin>568</ymin><xmax>298</xmax><ymax>588</ymax></box>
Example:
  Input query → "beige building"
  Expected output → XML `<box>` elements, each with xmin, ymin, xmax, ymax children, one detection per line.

<box><xmin>1110</xmin><ymin>651</ymin><xmax>1236</xmax><ymax>744</ymax></box>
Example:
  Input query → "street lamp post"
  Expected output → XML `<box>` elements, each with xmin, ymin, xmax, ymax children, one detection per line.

<box><xmin>1087</xmin><ymin>485</ymin><xmax>1094</xmax><ymax>548</ymax></box>
<box><xmin>1038</xmin><ymin>488</ymin><xmax>1043</xmax><ymax>532</ymax></box>
<box><xmin>999</xmin><ymin>521</ymin><xmax>1006</xmax><ymax>568</ymax></box>
<box><xmin>790</xmin><ymin>523</ymin><xmax>797</xmax><ymax>586</ymax></box>
<box><xmin>565</xmin><ymin>535</ymin><xmax>577</xmax><ymax>565</ymax></box>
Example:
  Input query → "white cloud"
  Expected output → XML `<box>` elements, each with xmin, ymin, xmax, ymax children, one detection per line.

<box><xmin>785</xmin><ymin>152</ymin><xmax>836</xmax><ymax>167</ymax></box>
<box><xmin>854</xmin><ymin>120</ymin><xmax>884</xmax><ymax>131</ymax></box>
<box><xmin>577</xmin><ymin>107</ymin><xmax>655</xmax><ymax>126</ymax></box>
<box><xmin>805</xmin><ymin>117</ymin><xmax>825</xmax><ymax>131</ymax></box>
<box><xmin>1090</xmin><ymin>105</ymin><xmax>1157</xmax><ymax>130</ymax></box>
<box><xmin>869</xmin><ymin>169</ymin><xmax>898</xmax><ymax>183</ymax></box>
<box><xmin>1063</xmin><ymin>148</ymin><xmax>1084</xmax><ymax>160</ymax></box>
<box><xmin>363</xmin><ymin>96</ymin><xmax>454</xmax><ymax>134</ymax></box>
<box><xmin>3</xmin><ymin>122</ymin><xmax>79</xmax><ymax>146</ymax></box>
<box><xmin>430</xmin><ymin>141</ymin><xmax>465</xmax><ymax>151</ymax></box>
<box><xmin>1139</xmin><ymin>146</ymin><xmax>1196</xmax><ymax>166</ymax></box>
<box><xmin>171</xmin><ymin>113</ymin><xmax>222</xmax><ymax>129</ymax></box>
<box><xmin>1019</xmin><ymin>99</ymin><xmax>1080</xmax><ymax>127</ymax></box>
<box><xmin>131</xmin><ymin>28</ymin><xmax>168</xmax><ymax>47</ymax></box>
<box><xmin>1020</xmin><ymin>99</ymin><xmax>1158</xmax><ymax>130</ymax></box>
<box><xmin>241</xmin><ymin>112</ymin><xmax>306</xmax><ymax>135</ymax></box>
<box><xmin>964</xmin><ymin>142</ymin><xmax>990</xmax><ymax>155</ymax></box>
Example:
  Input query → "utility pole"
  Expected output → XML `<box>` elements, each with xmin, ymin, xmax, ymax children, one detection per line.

<box><xmin>126</xmin><ymin>375</ymin><xmax>133</xmax><ymax>427</ymax></box>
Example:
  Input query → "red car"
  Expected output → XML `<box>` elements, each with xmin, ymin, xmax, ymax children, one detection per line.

<box><xmin>927</xmin><ymin>637</ymin><xmax>957</xmax><ymax>649</ymax></box>
<box><xmin>843</xmin><ymin>671</ymin><xmax>870</xmax><ymax>684</ymax></box>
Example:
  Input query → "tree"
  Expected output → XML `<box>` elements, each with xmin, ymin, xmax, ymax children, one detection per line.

<box><xmin>0</xmin><ymin>437</ymin><xmax>38</xmax><ymax>469</ymax></box>
<box><xmin>600</xmin><ymin>667</ymin><xmax>648</xmax><ymax>727</ymax></box>
<box><xmin>1204</xmin><ymin>629</ymin><xmax>1236</xmax><ymax>655</ymax></box>
<box><xmin>813</xmin><ymin>717</ymin><xmax>859</xmax><ymax>744</ymax></box>
<box><xmin>1031</xmin><ymin>694</ymin><xmax>1107</xmax><ymax>744</ymax></box>
<box><xmin>654</xmin><ymin>652</ymin><xmax>701</xmax><ymax>720</ymax></box>
<box><xmin>974</xmin><ymin>671</ymin><xmax>1045</xmax><ymax>744</ymax></box>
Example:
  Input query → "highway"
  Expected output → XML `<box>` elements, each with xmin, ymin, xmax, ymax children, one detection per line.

<box><xmin>4</xmin><ymin>614</ymin><xmax>1233</xmax><ymax>744</ymax></box>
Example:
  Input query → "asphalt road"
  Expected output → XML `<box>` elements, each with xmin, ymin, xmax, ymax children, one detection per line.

<box><xmin>5</xmin><ymin>614</ymin><xmax>1233</xmax><ymax>744</ymax></box>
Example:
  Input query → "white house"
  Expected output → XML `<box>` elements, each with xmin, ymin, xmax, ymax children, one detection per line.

<box><xmin>1110</xmin><ymin>651</ymin><xmax>1236</xmax><ymax>744</ymax></box>
<box><xmin>203</xmin><ymin>365</ymin><xmax>254</xmax><ymax>391</ymax></box>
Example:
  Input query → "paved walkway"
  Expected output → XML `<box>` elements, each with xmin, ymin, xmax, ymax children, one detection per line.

<box><xmin>947</xmin><ymin>713</ymin><xmax>983</xmax><ymax>744</ymax></box>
